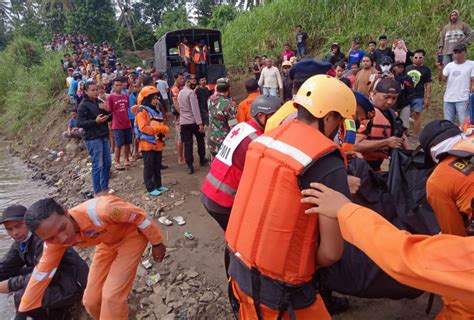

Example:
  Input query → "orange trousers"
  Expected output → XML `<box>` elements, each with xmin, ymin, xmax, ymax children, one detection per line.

<box><xmin>82</xmin><ymin>230</ymin><xmax>148</xmax><ymax>320</ymax></box>
<box><xmin>231</xmin><ymin>280</ymin><xmax>331</xmax><ymax>320</ymax></box>
<box><xmin>436</xmin><ymin>296</ymin><xmax>474</xmax><ymax>320</ymax></box>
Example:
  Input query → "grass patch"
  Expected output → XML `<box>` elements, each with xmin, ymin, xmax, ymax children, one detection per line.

<box><xmin>0</xmin><ymin>38</ymin><xmax>65</xmax><ymax>134</ymax></box>
<box><xmin>223</xmin><ymin>0</ymin><xmax>473</xmax><ymax>70</ymax></box>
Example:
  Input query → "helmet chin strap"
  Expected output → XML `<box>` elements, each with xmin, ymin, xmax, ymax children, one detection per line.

<box><xmin>318</xmin><ymin>117</ymin><xmax>325</xmax><ymax>135</ymax></box>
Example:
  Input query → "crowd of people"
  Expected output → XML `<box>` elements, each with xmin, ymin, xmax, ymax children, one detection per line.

<box><xmin>0</xmin><ymin>8</ymin><xmax>473</xmax><ymax>320</ymax></box>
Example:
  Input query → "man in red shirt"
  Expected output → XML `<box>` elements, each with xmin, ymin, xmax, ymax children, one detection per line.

<box><xmin>106</xmin><ymin>78</ymin><xmax>131</xmax><ymax>170</ymax></box>
<box><xmin>280</xmin><ymin>43</ymin><xmax>295</xmax><ymax>62</ymax></box>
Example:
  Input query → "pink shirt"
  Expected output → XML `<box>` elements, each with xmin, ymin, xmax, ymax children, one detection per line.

<box><xmin>281</xmin><ymin>50</ymin><xmax>295</xmax><ymax>61</ymax></box>
<box><xmin>107</xmin><ymin>93</ymin><xmax>131</xmax><ymax>129</ymax></box>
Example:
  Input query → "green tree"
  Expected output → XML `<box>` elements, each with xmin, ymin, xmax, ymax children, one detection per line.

<box><xmin>65</xmin><ymin>0</ymin><xmax>118</xmax><ymax>43</ymax></box>
<box><xmin>196</xmin><ymin>0</ymin><xmax>215</xmax><ymax>27</ymax></box>
<box><xmin>117</xmin><ymin>2</ymin><xmax>156</xmax><ymax>50</ymax></box>
<box><xmin>0</xmin><ymin>0</ymin><xmax>10</xmax><ymax>21</ymax></box>
<box><xmin>155</xmin><ymin>7</ymin><xmax>193</xmax><ymax>39</ymax></box>
<box><xmin>208</xmin><ymin>5</ymin><xmax>238</xmax><ymax>30</ymax></box>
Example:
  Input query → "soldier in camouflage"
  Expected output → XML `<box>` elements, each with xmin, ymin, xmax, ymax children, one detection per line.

<box><xmin>208</xmin><ymin>78</ymin><xmax>238</xmax><ymax>158</ymax></box>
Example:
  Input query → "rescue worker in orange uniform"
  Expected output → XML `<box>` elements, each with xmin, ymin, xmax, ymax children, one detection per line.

<box><xmin>20</xmin><ymin>196</ymin><xmax>166</xmax><ymax>320</ymax></box>
<box><xmin>201</xmin><ymin>94</ymin><xmax>282</xmax><ymax>230</ymax></box>
<box><xmin>237</xmin><ymin>79</ymin><xmax>260</xmax><ymax>123</ymax></box>
<box><xmin>134</xmin><ymin>86</ymin><xmax>170</xmax><ymax>196</ymax></box>
<box><xmin>265</xmin><ymin>59</ymin><xmax>333</xmax><ymax>132</ymax></box>
<box><xmin>192</xmin><ymin>40</ymin><xmax>208</xmax><ymax>80</ymax></box>
<box><xmin>300</xmin><ymin>183</ymin><xmax>474</xmax><ymax>320</ymax></box>
<box><xmin>225</xmin><ymin>75</ymin><xmax>356</xmax><ymax>319</ymax></box>
<box><xmin>354</xmin><ymin>78</ymin><xmax>407</xmax><ymax>171</ymax></box>
<box><xmin>178</xmin><ymin>37</ymin><xmax>192</xmax><ymax>72</ymax></box>
<box><xmin>419</xmin><ymin>119</ymin><xmax>474</xmax><ymax>319</ymax></box>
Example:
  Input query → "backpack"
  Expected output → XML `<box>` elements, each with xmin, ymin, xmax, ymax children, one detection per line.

<box><xmin>318</xmin><ymin>150</ymin><xmax>440</xmax><ymax>299</ymax></box>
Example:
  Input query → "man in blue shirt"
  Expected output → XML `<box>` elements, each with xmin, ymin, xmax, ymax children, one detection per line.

<box><xmin>68</xmin><ymin>72</ymin><xmax>82</xmax><ymax>108</ymax></box>
<box><xmin>346</xmin><ymin>39</ymin><xmax>365</xmax><ymax>66</ymax></box>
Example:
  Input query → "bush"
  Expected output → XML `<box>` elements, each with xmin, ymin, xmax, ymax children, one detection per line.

<box><xmin>0</xmin><ymin>38</ymin><xmax>64</xmax><ymax>134</ymax></box>
<box><xmin>223</xmin><ymin>0</ymin><xmax>474</xmax><ymax>70</ymax></box>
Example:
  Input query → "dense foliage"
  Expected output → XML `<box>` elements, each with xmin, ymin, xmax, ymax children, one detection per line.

<box><xmin>222</xmin><ymin>0</ymin><xmax>473</xmax><ymax>69</ymax></box>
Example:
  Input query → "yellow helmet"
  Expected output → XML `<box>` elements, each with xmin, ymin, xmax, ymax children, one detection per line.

<box><xmin>293</xmin><ymin>75</ymin><xmax>356</xmax><ymax>119</ymax></box>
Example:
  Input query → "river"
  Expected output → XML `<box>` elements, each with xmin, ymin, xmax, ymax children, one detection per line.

<box><xmin>0</xmin><ymin>140</ymin><xmax>53</xmax><ymax>318</ymax></box>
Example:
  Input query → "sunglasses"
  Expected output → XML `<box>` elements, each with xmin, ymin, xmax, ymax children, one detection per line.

<box><xmin>414</xmin><ymin>57</ymin><xmax>424</xmax><ymax>59</ymax></box>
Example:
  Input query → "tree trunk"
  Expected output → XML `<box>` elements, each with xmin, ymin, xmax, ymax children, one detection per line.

<box><xmin>117</xmin><ymin>0</ymin><xmax>137</xmax><ymax>51</ymax></box>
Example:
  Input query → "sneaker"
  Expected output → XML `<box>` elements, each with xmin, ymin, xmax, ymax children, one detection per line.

<box><xmin>148</xmin><ymin>190</ymin><xmax>162</xmax><ymax>196</ymax></box>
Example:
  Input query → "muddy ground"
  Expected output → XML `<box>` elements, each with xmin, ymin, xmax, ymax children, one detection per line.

<box><xmin>8</xmin><ymin>76</ymin><xmax>448</xmax><ymax>319</ymax></box>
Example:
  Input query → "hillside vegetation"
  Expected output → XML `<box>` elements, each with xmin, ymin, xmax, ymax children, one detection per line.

<box><xmin>0</xmin><ymin>38</ymin><xmax>64</xmax><ymax>134</ymax></box>
<box><xmin>223</xmin><ymin>0</ymin><xmax>473</xmax><ymax>69</ymax></box>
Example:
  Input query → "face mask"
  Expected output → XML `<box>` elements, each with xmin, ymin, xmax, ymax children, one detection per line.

<box><xmin>190</xmin><ymin>83</ymin><xmax>197</xmax><ymax>90</ymax></box>
<box><xmin>381</xmin><ymin>64</ymin><xmax>391</xmax><ymax>73</ymax></box>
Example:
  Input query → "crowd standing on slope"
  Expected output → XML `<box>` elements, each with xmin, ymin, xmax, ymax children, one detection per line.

<box><xmin>0</xmin><ymin>7</ymin><xmax>473</xmax><ymax>320</ymax></box>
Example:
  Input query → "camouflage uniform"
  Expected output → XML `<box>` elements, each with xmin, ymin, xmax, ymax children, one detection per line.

<box><xmin>208</xmin><ymin>93</ymin><xmax>237</xmax><ymax>156</ymax></box>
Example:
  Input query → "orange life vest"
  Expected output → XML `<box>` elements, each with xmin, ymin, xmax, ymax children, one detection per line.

<box><xmin>201</xmin><ymin>121</ymin><xmax>261</xmax><ymax>208</ymax></box>
<box><xmin>358</xmin><ymin>108</ymin><xmax>393</xmax><ymax>161</ymax></box>
<box><xmin>226</xmin><ymin>119</ymin><xmax>343</xmax><ymax>285</ymax></box>
<box><xmin>192</xmin><ymin>46</ymin><xmax>207</xmax><ymax>64</ymax></box>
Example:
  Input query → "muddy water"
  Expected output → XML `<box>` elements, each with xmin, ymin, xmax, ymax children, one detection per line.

<box><xmin>0</xmin><ymin>140</ymin><xmax>53</xmax><ymax>318</ymax></box>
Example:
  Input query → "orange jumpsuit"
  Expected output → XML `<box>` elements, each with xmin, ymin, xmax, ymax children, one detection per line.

<box><xmin>338</xmin><ymin>203</ymin><xmax>474</xmax><ymax>318</ymax></box>
<box><xmin>237</xmin><ymin>92</ymin><xmax>259</xmax><ymax>123</ymax></box>
<box><xmin>426</xmin><ymin>155</ymin><xmax>474</xmax><ymax>319</ymax></box>
<box><xmin>19</xmin><ymin>196</ymin><xmax>163</xmax><ymax>320</ymax></box>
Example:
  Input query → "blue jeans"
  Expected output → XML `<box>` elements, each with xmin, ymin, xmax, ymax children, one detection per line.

<box><xmin>444</xmin><ymin>101</ymin><xmax>468</xmax><ymax>125</ymax></box>
<box><xmin>262</xmin><ymin>87</ymin><xmax>278</xmax><ymax>97</ymax></box>
<box><xmin>297</xmin><ymin>46</ymin><xmax>305</xmax><ymax>57</ymax></box>
<box><xmin>84</xmin><ymin>137</ymin><xmax>112</xmax><ymax>193</ymax></box>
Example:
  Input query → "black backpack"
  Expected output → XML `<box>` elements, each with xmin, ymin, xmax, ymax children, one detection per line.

<box><xmin>318</xmin><ymin>150</ymin><xmax>439</xmax><ymax>299</ymax></box>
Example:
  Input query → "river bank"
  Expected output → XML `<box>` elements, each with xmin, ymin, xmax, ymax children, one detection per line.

<box><xmin>2</xmin><ymin>80</ymin><xmax>449</xmax><ymax>319</ymax></box>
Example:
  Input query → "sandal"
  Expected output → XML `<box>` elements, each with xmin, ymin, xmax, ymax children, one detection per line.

<box><xmin>114</xmin><ymin>163</ymin><xmax>125</xmax><ymax>171</ymax></box>
<box><xmin>157</xmin><ymin>186</ymin><xmax>169</xmax><ymax>192</ymax></box>
<box><xmin>173</xmin><ymin>216</ymin><xmax>186</xmax><ymax>226</ymax></box>
<box><xmin>158</xmin><ymin>216</ymin><xmax>173</xmax><ymax>226</ymax></box>
<box><xmin>149</xmin><ymin>189</ymin><xmax>161</xmax><ymax>196</ymax></box>
<box><xmin>184</xmin><ymin>231</ymin><xmax>194</xmax><ymax>240</ymax></box>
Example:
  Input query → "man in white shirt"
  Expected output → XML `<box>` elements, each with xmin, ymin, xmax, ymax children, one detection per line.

<box><xmin>155</xmin><ymin>71</ymin><xmax>170</xmax><ymax>122</ymax></box>
<box><xmin>257</xmin><ymin>58</ymin><xmax>283</xmax><ymax>97</ymax></box>
<box><xmin>439</xmin><ymin>43</ymin><xmax>474</xmax><ymax>125</ymax></box>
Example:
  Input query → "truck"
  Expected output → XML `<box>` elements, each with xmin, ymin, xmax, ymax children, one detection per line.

<box><xmin>154</xmin><ymin>28</ymin><xmax>226</xmax><ymax>88</ymax></box>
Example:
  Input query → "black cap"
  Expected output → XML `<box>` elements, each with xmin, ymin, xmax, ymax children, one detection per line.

<box><xmin>354</xmin><ymin>91</ymin><xmax>374</xmax><ymax>114</ymax></box>
<box><xmin>375</xmin><ymin>78</ymin><xmax>400</xmax><ymax>94</ymax></box>
<box><xmin>0</xmin><ymin>205</ymin><xmax>27</xmax><ymax>224</ymax></box>
<box><xmin>453</xmin><ymin>43</ymin><xmax>467</xmax><ymax>52</ymax></box>
<box><xmin>289</xmin><ymin>58</ymin><xmax>332</xmax><ymax>81</ymax></box>
<box><xmin>419</xmin><ymin>119</ymin><xmax>462</xmax><ymax>167</ymax></box>
<box><xmin>380</xmin><ymin>56</ymin><xmax>393</xmax><ymax>65</ymax></box>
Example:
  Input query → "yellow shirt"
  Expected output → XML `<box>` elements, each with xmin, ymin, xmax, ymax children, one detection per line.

<box><xmin>265</xmin><ymin>100</ymin><xmax>297</xmax><ymax>132</ymax></box>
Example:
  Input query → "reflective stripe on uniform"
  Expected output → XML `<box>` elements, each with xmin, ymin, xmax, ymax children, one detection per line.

<box><xmin>248</xmin><ymin>133</ymin><xmax>259</xmax><ymax>140</ymax></box>
<box><xmin>86</xmin><ymin>198</ymin><xmax>103</xmax><ymax>227</ymax></box>
<box><xmin>137</xmin><ymin>218</ymin><xmax>151</xmax><ymax>229</ymax></box>
<box><xmin>206</xmin><ymin>172</ymin><xmax>237</xmax><ymax>196</ymax></box>
<box><xmin>31</xmin><ymin>267</ymin><xmax>57</xmax><ymax>281</ymax></box>
<box><xmin>254</xmin><ymin>135</ymin><xmax>313</xmax><ymax>167</ymax></box>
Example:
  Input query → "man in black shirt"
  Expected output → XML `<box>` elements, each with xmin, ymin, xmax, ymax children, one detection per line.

<box><xmin>195</xmin><ymin>77</ymin><xmax>211</xmax><ymax>126</ymax></box>
<box><xmin>373</xmin><ymin>35</ymin><xmax>394</xmax><ymax>68</ymax></box>
<box><xmin>0</xmin><ymin>205</ymin><xmax>88</xmax><ymax>320</ymax></box>
<box><xmin>406</xmin><ymin>49</ymin><xmax>432</xmax><ymax>137</ymax></box>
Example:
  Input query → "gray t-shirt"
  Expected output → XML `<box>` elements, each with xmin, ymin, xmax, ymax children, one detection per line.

<box><xmin>156</xmin><ymin>79</ymin><xmax>169</xmax><ymax>100</ymax></box>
